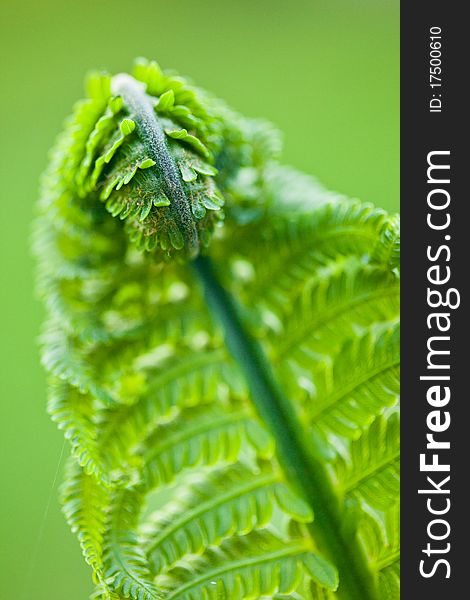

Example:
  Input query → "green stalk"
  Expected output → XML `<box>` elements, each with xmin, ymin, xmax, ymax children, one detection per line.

<box><xmin>191</xmin><ymin>254</ymin><xmax>378</xmax><ymax>600</ymax></box>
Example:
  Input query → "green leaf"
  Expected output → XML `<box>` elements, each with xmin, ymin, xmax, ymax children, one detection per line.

<box><xmin>142</xmin><ymin>462</ymin><xmax>312</xmax><ymax>573</ymax></box>
<box><xmin>61</xmin><ymin>458</ymin><xmax>109</xmax><ymax>578</ymax></box>
<box><xmin>157</xmin><ymin>531</ymin><xmax>338</xmax><ymax>599</ymax></box>
<box><xmin>156</xmin><ymin>89</ymin><xmax>175</xmax><ymax>112</ymax></box>
<box><xmin>104</xmin><ymin>487</ymin><xmax>163</xmax><ymax>600</ymax></box>
<box><xmin>165</xmin><ymin>128</ymin><xmax>211</xmax><ymax>160</ymax></box>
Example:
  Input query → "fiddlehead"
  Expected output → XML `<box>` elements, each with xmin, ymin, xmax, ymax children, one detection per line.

<box><xmin>75</xmin><ymin>68</ymin><xmax>219</xmax><ymax>257</ymax></box>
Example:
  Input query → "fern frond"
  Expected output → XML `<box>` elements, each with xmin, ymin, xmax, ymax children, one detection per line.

<box><xmin>307</xmin><ymin>322</ymin><xmax>400</xmax><ymax>444</ymax></box>
<box><xmin>156</xmin><ymin>531</ymin><xmax>338</xmax><ymax>599</ymax></box>
<box><xmin>48</xmin><ymin>381</ymin><xmax>104</xmax><ymax>479</ymax></box>
<box><xmin>358</xmin><ymin>506</ymin><xmax>400</xmax><ymax>599</ymax></box>
<box><xmin>137</xmin><ymin>405</ymin><xmax>274</xmax><ymax>489</ymax></box>
<box><xmin>142</xmin><ymin>462</ymin><xmax>312</xmax><ymax>573</ymax></box>
<box><xmin>227</xmin><ymin>197</ymin><xmax>391</xmax><ymax>307</ymax></box>
<box><xmin>61</xmin><ymin>459</ymin><xmax>110</xmax><ymax>583</ymax></box>
<box><xmin>104</xmin><ymin>487</ymin><xmax>163</xmax><ymax>600</ymax></box>
<box><xmin>36</xmin><ymin>58</ymin><xmax>400</xmax><ymax>600</ymax></box>
<box><xmin>95</xmin><ymin>355</ymin><xmax>244</xmax><ymax>474</ymax></box>
<box><xmin>335</xmin><ymin>413</ymin><xmax>400</xmax><ymax>512</ymax></box>
<box><xmin>274</xmin><ymin>260</ymin><xmax>399</xmax><ymax>354</ymax></box>
<box><xmin>372</xmin><ymin>215</ymin><xmax>400</xmax><ymax>272</ymax></box>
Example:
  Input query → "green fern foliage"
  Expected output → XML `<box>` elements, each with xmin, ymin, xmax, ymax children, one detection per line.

<box><xmin>36</xmin><ymin>58</ymin><xmax>400</xmax><ymax>599</ymax></box>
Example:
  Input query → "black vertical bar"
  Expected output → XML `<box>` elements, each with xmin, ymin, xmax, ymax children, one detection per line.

<box><xmin>401</xmin><ymin>3</ymin><xmax>467</xmax><ymax>597</ymax></box>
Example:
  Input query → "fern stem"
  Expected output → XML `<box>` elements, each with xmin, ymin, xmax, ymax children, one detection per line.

<box><xmin>191</xmin><ymin>254</ymin><xmax>378</xmax><ymax>600</ymax></box>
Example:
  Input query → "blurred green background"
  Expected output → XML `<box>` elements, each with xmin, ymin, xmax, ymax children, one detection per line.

<box><xmin>0</xmin><ymin>0</ymin><xmax>398</xmax><ymax>597</ymax></box>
